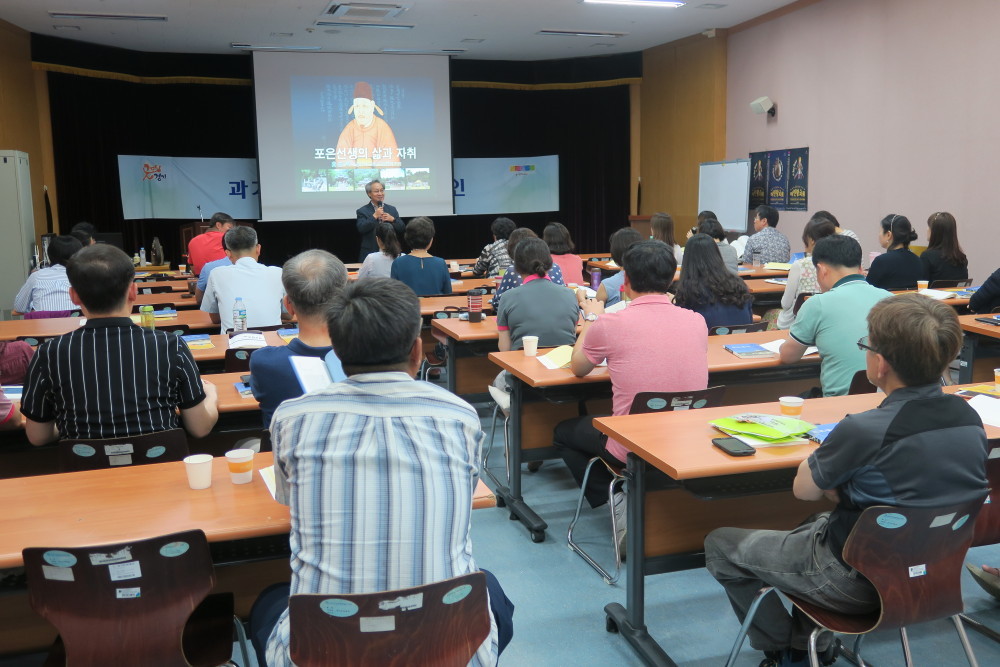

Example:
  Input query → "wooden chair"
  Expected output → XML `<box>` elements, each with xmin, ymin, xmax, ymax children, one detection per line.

<box><xmin>224</xmin><ymin>348</ymin><xmax>255</xmax><ymax>372</ymax></box>
<box><xmin>137</xmin><ymin>284</ymin><xmax>173</xmax><ymax>294</ymax></box>
<box><xmin>725</xmin><ymin>496</ymin><xmax>988</xmax><ymax>667</ymax></box>
<box><xmin>960</xmin><ymin>457</ymin><xmax>1000</xmax><ymax>643</ymax></box>
<box><xmin>567</xmin><ymin>386</ymin><xmax>727</xmax><ymax>583</ymax></box>
<box><xmin>709</xmin><ymin>321</ymin><xmax>768</xmax><ymax>335</ymax></box>
<box><xmin>58</xmin><ymin>428</ymin><xmax>189</xmax><ymax>472</ymax></box>
<box><xmin>847</xmin><ymin>369</ymin><xmax>876</xmax><ymax>395</ymax></box>
<box><xmin>289</xmin><ymin>572</ymin><xmax>490</xmax><ymax>667</ymax></box>
<box><xmin>23</xmin><ymin>529</ymin><xmax>246</xmax><ymax>667</ymax></box>
<box><xmin>792</xmin><ymin>291</ymin><xmax>814</xmax><ymax>316</ymax></box>
<box><xmin>930</xmin><ymin>279</ymin><xmax>973</xmax><ymax>289</ymax></box>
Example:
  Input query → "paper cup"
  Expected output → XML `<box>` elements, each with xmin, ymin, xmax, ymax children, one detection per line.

<box><xmin>994</xmin><ymin>368</ymin><xmax>1000</xmax><ymax>392</ymax></box>
<box><xmin>917</xmin><ymin>280</ymin><xmax>929</xmax><ymax>290</ymax></box>
<box><xmin>522</xmin><ymin>336</ymin><xmax>539</xmax><ymax>357</ymax></box>
<box><xmin>184</xmin><ymin>454</ymin><xmax>214</xmax><ymax>490</ymax></box>
<box><xmin>778</xmin><ymin>396</ymin><xmax>804</xmax><ymax>416</ymax></box>
<box><xmin>225</xmin><ymin>448</ymin><xmax>255</xmax><ymax>484</ymax></box>
<box><xmin>178</xmin><ymin>264</ymin><xmax>188</xmax><ymax>273</ymax></box>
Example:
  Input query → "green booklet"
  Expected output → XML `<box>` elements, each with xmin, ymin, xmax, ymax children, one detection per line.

<box><xmin>709</xmin><ymin>413</ymin><xmax>815</xmax><ymax>441</ymax></box>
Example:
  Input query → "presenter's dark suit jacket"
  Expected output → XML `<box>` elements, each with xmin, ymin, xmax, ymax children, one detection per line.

<box><xmin>356</xmin><ymin>202</ymin><xmax>403</xmax><ymax>260</ymax></box>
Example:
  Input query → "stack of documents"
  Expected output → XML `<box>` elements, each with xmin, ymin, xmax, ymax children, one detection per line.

<box><xmin>710</xmin><ymin>413</ymin><xmax>815</xmax><ymax>448</ymax></box>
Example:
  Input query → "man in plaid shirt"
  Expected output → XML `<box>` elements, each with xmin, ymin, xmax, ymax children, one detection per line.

<box><xmin>472</xmin><ymin>217</ymin><xmax>516</xmax><ymax>277</ymax></box>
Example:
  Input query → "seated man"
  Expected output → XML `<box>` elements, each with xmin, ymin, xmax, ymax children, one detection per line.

<box><xmin>20</xmin><ymin>245</ymin><xmax>218</xmax><ymax>444</ymax></box>
<box><xmin>250</xmin><ymin>277</ymin><xmax>513</xmax><ymax>667</ymax></box>
<box><xmin>555</xmin><ymin>240</ymin><xmax>708</xmax><ymax>541</ymax></box>
<box><xmin>194</xmin><ymin>255</ymin><xmax>231</xmax><ymax>306</ymax></box>
<box><xmin>742</xmin><ymin>204</ymin><xmax>791</xmax><ymax>265</ymax></box>
<box><xmin>779</xmin><ymin>235</ymin><xmax>892</xmax><ymax>396</ymax></box>
<box><xmin>201</xmin><ymin>226</ymin><xmax>285</xmax><ymax>333</ymax></box>
<box><xmin>188</xmin><ymin>211</ymin><xmax>234</xmax><ymax>275</ymax></box>
<box><xmin>249</xmin><ymin>250</ymin><xmax>348</xmax><ymax>428</ymax></box>
<box><xmin>13</xmin><ymin>235</ymin><xmax>83</xmax><ymax>315</ymax></box>
<box><xmin>70</xmin><ymin>221</ymin><xmax>97</xmax><ymax>247</ymax></box>
<box><xmin>705</xmin><ymin>294</ymin><xmax>989</xmax><ymax>666</ymax></box>
<box><xmin>472</xmin><ymin>216</ymin><xmax>516</xmax><ymax>277</ymax></box>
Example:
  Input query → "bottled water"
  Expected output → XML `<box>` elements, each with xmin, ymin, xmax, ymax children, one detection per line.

<box><xmin>232</xmin><ymin>297</ymin><xmax>247</xmax><ymax>332</ymax></box>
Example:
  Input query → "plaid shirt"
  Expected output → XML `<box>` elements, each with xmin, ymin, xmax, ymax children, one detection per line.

<box><xmin>472</xmin><ymin>239</ymin><xmax>511</xmax><ymax>277</ymax></box>
<box><xmin>742</xmin><ymin>226</ymin><xmax>791</xmax><ymax>264</ymax></box>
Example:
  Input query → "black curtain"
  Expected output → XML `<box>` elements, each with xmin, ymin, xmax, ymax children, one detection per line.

<box><xmin>40</xmin><ymin>35</ymin><xmax>637</xmax><ymax>264</ymax></box>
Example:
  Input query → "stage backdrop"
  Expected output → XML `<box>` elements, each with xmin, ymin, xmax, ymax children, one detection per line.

<box><xmin>118</xmin><ymin>155</ymin><xmax>260</xmax><ymax>220</ymax></box>
<box><xmin>453</xmin><ymin>155</ymin><xmax>559</xmax><ymax>215</ymax></box>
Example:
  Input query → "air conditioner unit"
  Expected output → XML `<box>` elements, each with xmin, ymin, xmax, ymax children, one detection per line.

<box><xmin>323</xmin><ymin>3</ymin><xmax>408</xmax><ymax>20</ymax></box>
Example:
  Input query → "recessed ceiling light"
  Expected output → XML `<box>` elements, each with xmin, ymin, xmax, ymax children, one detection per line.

<box><xmin>583</xmin><ymin>0</ymin><xmax>685</xmax><ymax>7</ymax></box>
<box><xmin>48</xmin><ymin>11</ymin><xmax>167</xmax><ymax>21</ymax></box>
<box><xmin>697</xmin><ymin>3</ymin><xmax>727</xmax><ymax>8</ymax></box>
<box><xmin>461</xmin><ymin>38</ymin><xmax>485</xmax><ymax>44</ymax></box>
<box><xmin>52</xmin><ymin>25</ymin><xmax>81</xmax><ymax>31</ymax></box>
<box><xmin>381</xmin><ymin>48</ymin><xmax>466</xmax><ymax>54</ymax></box>
<box><xmin>270</xmin><ymin>32</ymin><xmax>294</xmax><ymax>38</ymax></box>
<box><xmin>231</xmin><ymin>43</ymin><xmax>322</xmax><ymax>51</ymax></box>
<box><xmin>315</xmin><ymin>21</ymin><xmax>413</xmax><ymax>29</ymax></box>
<box><xmin>538</xmin><ymin>29</ymin><xmax>625</xmax><ymax>38</ymax></box>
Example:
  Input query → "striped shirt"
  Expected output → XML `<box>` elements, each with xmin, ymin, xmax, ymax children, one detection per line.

<box><xmin>13</xmin><ymin>265</ymin><xmax>75</xmax><ymax>313</ymax></box>
<box><xmin>266</xmin><ymin>372</ymin><xmax>498</xmax><ymax>667</ymax></box>
<box><xmin>472</xmin><ymin>238</ymin><xmax>511</xmax><ymax>277</ymax></box>
<box><xmin>20</xmin><ymin>318</ymin><xmax>206</xmax><ymax>438</ymax></box>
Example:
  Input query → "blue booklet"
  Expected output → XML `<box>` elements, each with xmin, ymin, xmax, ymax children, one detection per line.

<box><xmin>724</xmin><ymin>343</ymin><xmax>775</xmax><ymax>359</ymax></box>
<box><xmin>806</xmin><ymin>422</ymin><xmax>839</xmax><ymax>444</ymax></box>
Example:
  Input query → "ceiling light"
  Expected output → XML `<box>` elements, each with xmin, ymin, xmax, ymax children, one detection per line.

<box><xmin>381</xmin><ymin>48</ymin><xmax>466</xmax><ymax>54</ymax></box>
<box><xmin>48</xmin><ymin>12</ymin><xmax>167</xmax><ymax>21</ymax></box>
<box><xmin>52</xmin><ymin>25</ymin><xmax>81</xmax><ymax>31</ymax></box>
<box><xmin>583</xmin><ymin>0</ymin><xmax>685</xmax><ymax>7</ymax></box>
<box><xmin>537</xmin><ymin>30</ymin><xmax>625</xmax><ymax>38</ymax></box>
<box><xmin>231</xmin><ymin>43</ymin><xmax>322</xmax><ymax>51</ymax></box>
<box><xmin>315</xmin><ymin>21</ymin><xmax>414</xmax><ymax>29</ymax></box>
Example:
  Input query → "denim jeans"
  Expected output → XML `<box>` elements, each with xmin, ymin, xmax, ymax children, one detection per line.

<box><xmin>704</xmin><ymin>514</ymin><xmax>879</xmax><ymax>652</ymax></box>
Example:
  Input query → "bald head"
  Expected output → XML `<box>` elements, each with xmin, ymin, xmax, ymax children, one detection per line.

<box><xmin>282</xmin><ymin>250</ymin><xmax>348</xmax><ymax>317</ymax></box>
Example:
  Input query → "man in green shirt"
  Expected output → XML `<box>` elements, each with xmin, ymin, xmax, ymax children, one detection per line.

<box><xmin>780</xmin><ymin>235</ymin><xmax>892</xmax><ymax>395</ymax></box>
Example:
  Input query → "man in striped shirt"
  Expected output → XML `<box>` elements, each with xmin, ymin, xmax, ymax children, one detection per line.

<box><xmin>252</xmin><ymin>277</ymin><xmax>513</xmax><ymax>667</ymax></box>
<box><xmin>12</xmin><ymin>235</ymin><xmax>83</xmax><ymax>315</ymax></box>
<box><xmin>20</xmin><ymin>245</ymin><xmax>218</xmax><ymax>444</ymax></box>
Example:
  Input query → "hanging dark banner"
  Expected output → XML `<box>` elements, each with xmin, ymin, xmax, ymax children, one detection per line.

<box><xmin>748</xmin><ymin>147</ymin><xmax>809</xmax><ymax>211</ymax></box>
<box><xmin>786</xmin><ymin>147</ymin><xmax>809</xmax><ymax>211</ymax></box>
<box><xmin>749</xmin><ymin>151</ymin><xmax>767</xmax><ymax>209</ymax></box>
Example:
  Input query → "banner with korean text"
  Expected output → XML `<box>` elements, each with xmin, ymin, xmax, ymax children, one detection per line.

<box><xmin>118</xmin><ymin>155</ymin><xmax>261</xmax><ymax>220</ymax></box>
<box><xmin>452</xmin><ymin>155</ymin><xmax>559</xmax><ymax>215</ymax></box>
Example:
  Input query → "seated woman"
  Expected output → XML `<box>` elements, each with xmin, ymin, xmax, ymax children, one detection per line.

<box><xmin>866</xmin><ymin>213</ymin><xmax>922</xmax><ymax>290</ymax></box>
<box><xmin>812</xmin><ymin>209</ymin><xmax>858</xmax><ymax>241</ymax></box>
<box><xmin>596</xmin><ymin>227</ymin><xmax>643</xmax><ymax>307</ymax></box>
<box><xmin>497</xmin><ymin>238</ymin><xmax>579</xmax><ymax>353</ymax></box>
<box><xmin>776</xmin><ymin>217</ymin><xmax>837</xmax><ymax>329</ymax></box>
<box><xmin>13</xmin><ymin>235</ymin><xmax>83</xmax><ymax>315</ymax></box>
<box><xmin>672</xmin><ymin>233</ymin><xmax>753</xmax><ymax>328</ymax></box>
<box><xmin>920</xmin><ymin>211</ymin><xmax>969</xmax><ymax>284</ymax></box>
<box><xmin>697</xmin><ymin>218</ymin><xmax>739</xmax><ymax>275</ymax></box>
<box><xmin>358</xmin><ymin>222</ymin><xmax>402</xmax><ymax>279</ymax></box>
<box><xmin>971</xmin><ymin>268</ymin><xmax>1000</xmax><ymax>313</ymax></box>
<box><xmin>390</xmin><ymin>217</ymin><xmax>452</xmax><ymax>296</ymax></box>
<box><xmin>491</xmin><ymin>228</ymin><xmax>565</xmax><ymax>308</ymax></box>
<box><xmin>543</xmin><ymin>222</ymin><xmax>584</xmax><ymax>284</ymax></box>
<box><xmin>651</xmin><ymin>212</ymin><xmax>685</xmax><ymax>265</ymax></box>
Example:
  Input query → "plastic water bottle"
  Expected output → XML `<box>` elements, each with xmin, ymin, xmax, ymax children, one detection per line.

<box><xmin>139</xmin><ymin>305</ymin><xmax>155</xmax><ymax>330</ymax></box>
<box><xmin>232</xmin><ymin>298</ymin><xmax>248</xmax><ymax>332</ymax></box>
<box><xmin>139</xmin><ymin>247</ymin><xmax>147</xmax><ymax>267</ymax></box>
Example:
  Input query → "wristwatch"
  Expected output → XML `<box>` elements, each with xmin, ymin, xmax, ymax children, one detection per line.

<box><xmin>584</xmin><ymin>312</ymin><xmax>599</xmax><ymax>322</ymax></box>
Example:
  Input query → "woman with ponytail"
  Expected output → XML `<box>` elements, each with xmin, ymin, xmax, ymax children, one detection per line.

<box><xmin>866</xmin><ymin>213</ymin><xmax>923</xmax><ymax>290</ymax></box>
<box><xmin>358</xmin><ymin>221</ymin><xmax>402</xmax><ymax>279</ymax></box>
<box><xmin>921</xmin><ymin>211</ymin><xmax>969</xmax><ymax>283</ymax></box>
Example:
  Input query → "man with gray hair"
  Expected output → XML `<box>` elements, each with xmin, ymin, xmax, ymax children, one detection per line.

<box><xmin>200</xmin><ymin>226</ymin><xmax>284</xmax><ymax>333</ymax></box>
<box><xmin>249</xmin><ymin>250</ymin><xmax>348</xmax><ymax>427</ymax></box>
<box><xmin>356</xmin><ymin>179</ymin><xmax>403</xmax><ymax>260</ymax></box>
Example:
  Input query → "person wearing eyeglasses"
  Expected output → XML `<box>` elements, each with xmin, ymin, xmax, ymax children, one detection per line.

<box><xmin>706</xmin><ymin>293</ymin><xmax>988</xmax><ymax>667</ymax></box>
<box><xmin>778</xmin><ymin>235</ymin><xmax>892</xmax><ymax>397</ymax></box>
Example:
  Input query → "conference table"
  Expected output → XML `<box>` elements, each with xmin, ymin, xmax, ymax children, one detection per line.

<box><xmin>586</xmin><ymin>261</ymin><xmax>790</xmax><ymax>281</ymax></box>
<box><xmin>133</xmin><ymin>291</ymin><xmax>199</xmax><ymax>309</ymax></box>
<box><xmin>957</xmin><ymin>313</ymin><xmax>1000</xmax><ymax>383</ymax></box>
<box><xmin>0</xmin><ymin>310</ymin><xmax>219</xmax><ymax>341</ymax></box>
<box><xmin>592</xmin><ymin>386</ymin><xmax>1000</xmax><ymax>666</ymax></box>
<box><xmin>486</xmin><ymin>331</ymin><xmax>822</xmax><ymax>542</ymax></box>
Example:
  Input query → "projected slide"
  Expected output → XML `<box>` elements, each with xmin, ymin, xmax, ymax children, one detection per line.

<box><xmin>453</xmin><ymin>156</ymin><xmax>559</xmax><ymax>215</ymax></box>
<box><xmin>255</xmin><ymin>53</ymin><xmax>453</xmax><ymax>221</ymax></box>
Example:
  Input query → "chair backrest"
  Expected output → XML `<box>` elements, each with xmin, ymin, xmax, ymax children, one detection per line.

<box><xmin>708</xmin><ymin>322</ymin><xmax>767</xmax><ymax>336</ymax></box>
<box><xmin>23</xmin><ymin>529</ymin><xmax>214</xmax><ymax>667</ymax></box>
<box><xmin>16</xmin><ymin>334</ymin><xmax>57</xmax><ymax>346</ymax></box>
<box><xmin>433</xmin><ymin>306</ymin><xmax>467</xmax><ymax>319</ymax></box>
<box><xmin>289</xmin><ymin>571</ymin><xmax>490</xmax><ymax>667</ymax></box>
<box><xmin>23</xmin><ymin>310</ymin><xmax>80</xmax><ymax>320</ymax></box>
<box><xmin>847</xmin><ymin>369</ymin><xmax>877</xmax><ymax>395</ymax></box>
<box><xmin>929</xmin><ymin>279</ymin><xmax>973</xmax><ymax>289</ymax></box>
<box><xmin>792</xmin><ymin>291</ymin><xmax>814</xmax><ymax>316</ymax></box>
<box><xmin>58</xmin><ymin>429</ymin><xmax>189</xmax><ymax>472</ymax></box>
<box><xmin>843</xmin><ymin>496</ymin><xmax>987</xmax><ymax>631</ymax></box>
<box><xmin>224</xmin><ymin>348</ymin><xmax>256</xmax><ymax>372</ymax></box>
<box><xmin>629</xmin><ymin>386</ymin><xmax>726</xmax><ymax>414</ymax></box>
<box><xmin>224</xmin><ymin>324</ymin><xmax>286</xmax><ymax>333</ymax></box>
<box><xmin>162</xmin><ymin>324</ymin><xmax>191</xmax><ymax>337</ymax></box>
<box><xmin>972</xmin><ymin>456</ymin><xmax>1000</xmax><ymax>547</ymax></box>
<box><xmin>138</xmin><ymin>284</ymin><xmax>172</xmax><ymax>294</ymax></box>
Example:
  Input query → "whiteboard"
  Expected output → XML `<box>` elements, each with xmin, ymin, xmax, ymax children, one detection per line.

<box><xmin>697</xmin><ymin>159</ymin><xmax>751</xmax><ymax>233</ymax></box>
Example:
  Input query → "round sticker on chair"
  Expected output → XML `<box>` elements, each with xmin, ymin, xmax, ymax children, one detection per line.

<box><xmin>716</xmin><ymin>327</ymin><xmax>730</xmax><ymax>335</ymax></box>
<box><xmin>43</xmin><ymin>550</ymin><xmax>77</xmax><ymax>568</ymax></box>
<box><xmin>693</xmin><ymin>399</ymin><xmax>708</xmax><ymax>409</ymax></box>
<box><xmin>442</xmin><ymin>584</ymin><xmax>472</xmax><ymax>605</ymax></box>
<box><xmin>320</xmin><ymin>599</ymin><xmax>358</xmax><ymax>617</ymax></box>
<box><xmin>646</xmin><ymin>398</ymin><xmax>667</xmax><ymax>410</ymax></box>
<box><xmin>71</xmin><ymin>444</ymin><xmax>96</xmax><ymax>457</ymax></box>
<box><xmin>159</xmin><ymin>541</ymin><xmax>190</xmax><ymax>558</ymax></box>
<box><xmin>875</xmin><ymin>513</ymin><xmax>907</xmax><ymax>529</ymax></box>
<box><xmin>953</xmin><ymin>514</ymin><xmax>970</xmax><ymax>531</ymax></box>
<box><xmin>146</xmin><ymin>446</ymin><xmax>166</xmax><ymax>459</ymax></box>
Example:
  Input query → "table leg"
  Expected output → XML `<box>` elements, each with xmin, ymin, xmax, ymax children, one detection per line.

<box><xmin>488</xmin><ymin>376</ymin><xmax>548</xmax><ymax>543</ymax></box>
<box><xmin>604</xmin><ymin>454</ymin><xmax>677</xmax><ymax>666</ymax></box>
<box><xmin>958</xmin><ymin>332</ymin><xmax>977</xmax><ymax>384</ymax></box>
<box><xmin>445</xmin><ymin>337</ymin><xmax>458</xmax><ymax>394</ymax></box>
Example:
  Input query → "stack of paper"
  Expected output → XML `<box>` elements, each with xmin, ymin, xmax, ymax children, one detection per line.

<box><xmin>181</xmin><ymin>334</ymin><xmax>215</xmax><ymax>350</ymax></box>
<box><xmin>711</xmin><ymin>413</ymin><xmax>815</xmax><ymax>448</ymax></box>
<box><xmin>917</xmin><ymin>288</ymin><xmax>955</xmax><ymax>300</ymax></box>
<box><xmin>229</xmin><ymin>331</ymin><xmax>267</xmax><ymax>349</ymax></box>
<box><xmin>760</xmin><ymin>339</ymin><xmax>819</xmax><ymax>357</ymax></box>
<box><xmin>764</xmin><ymin>262</ymin><xmax>792</xmax><ymax>271</ymax></box>
<box><xmin>538</xmin><ymin>345</ymin><xmax>574</xmax><ymax>370</ymax></box>
<box><xmin>764</xmin><ymin>278</ymin><xmax>788</xmax><ymax>285</ymax></box>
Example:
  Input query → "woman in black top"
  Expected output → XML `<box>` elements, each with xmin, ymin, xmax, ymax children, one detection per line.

<box><xmin>920</xmin><ymin>211</ymin><xmax>969</xmax><ymax>284</ymax></box>
<box><xmin>866</xmin><ymin>214</ymin><xmax>922</xmax><ymax>290</ymax></box>
<box><xmin>672</xmin><ymin>234</ymin><xmax>753</xmax><ymax>328</ymax></box>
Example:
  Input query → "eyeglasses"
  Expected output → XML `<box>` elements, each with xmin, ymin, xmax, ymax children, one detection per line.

<box><xmin>856</xmin><ymin>336</ymin><xmax>877</xmax><ymax>354</ymax></box>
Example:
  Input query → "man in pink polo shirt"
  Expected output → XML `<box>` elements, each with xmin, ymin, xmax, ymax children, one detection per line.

<box><xmin>556</xmin><ymin>240</ymin><xmax>708</xmax><ymax>543</ymax></box>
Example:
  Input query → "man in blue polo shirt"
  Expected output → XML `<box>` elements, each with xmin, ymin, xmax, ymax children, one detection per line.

<box><xmin>779</xmin><ymin>235</ymin><xmax>891</xmax><ymax>396</ymax></box>
<box><xmin>249</xmin><ymin>250</ymin><xmax>347</xmax><ymax>427</ymax></box>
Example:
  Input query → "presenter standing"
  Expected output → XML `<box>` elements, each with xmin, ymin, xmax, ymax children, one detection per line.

<box><xmin>356</xmin><ymin>180</ymin><xmax>403</xmax><ymax>261</ymax></box>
